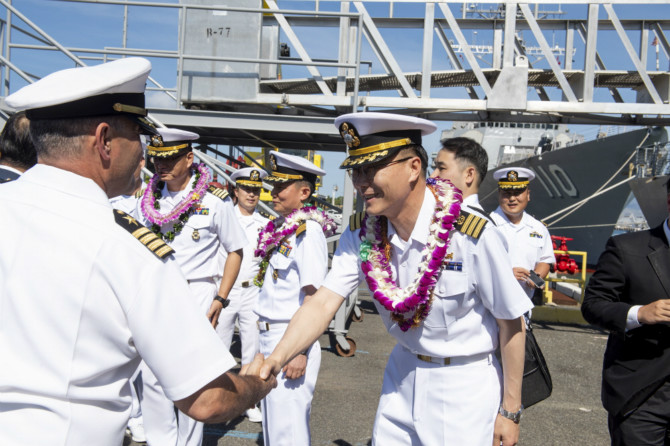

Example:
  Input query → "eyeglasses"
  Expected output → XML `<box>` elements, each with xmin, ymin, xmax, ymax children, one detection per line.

<box><xmin>346</xmin><ymin>156</ymin><xmax>414</xmax><ymax>182</ymax></box>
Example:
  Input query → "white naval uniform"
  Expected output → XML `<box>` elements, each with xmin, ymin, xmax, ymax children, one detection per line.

<box><xmin>491</xmin><ymin>207</ymin><xmax>554</xmax><ymax>299</ymax></box>
<box><xmin>216</xmin><ymin>206</ymin><xmax>269</xmax><ymax>365</ymax></box>
<box><xmin>110</xmin><ymin>192</ymin><xmax>144</xmax><ymax>424</ymax></box>
<box><xmin>136</xmin><ymin>175</ymin><xmax>247</xmax><ymax>446</ymax></box>
<box><xmin>255</xmin><ymin>219</ymin><xmax>328</xmax><ymax>446</ymax></box>
<box><xmin>322</xmin><ymin>190</ymin><xmax>533</xmax><ymax>445</ymax></box>
<box><xmin>0</xmin><ymin>165</ymin><xmax>237</xmax><ymax>446</ymax></box>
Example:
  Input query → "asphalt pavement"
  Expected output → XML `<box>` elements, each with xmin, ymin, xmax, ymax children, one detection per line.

<box><xmin>126</xmin><ymin>295</ymin><xmax>611</xmax><ymax>446</ymax></box>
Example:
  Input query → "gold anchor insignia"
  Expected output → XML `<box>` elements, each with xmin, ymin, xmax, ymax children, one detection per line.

<box><xmin>250</xmin><ymin>170</ymin><xmax>260</xmax><ymax>181</ymax></box>
<box><xmin>192</xmin><ymin>229</ymin><xmax>200</xmax><ymax>241</ymax></box>
<box><xmin>457</xmin><ymin>215</ymin><xmax>466</xmax><ymax>225</ymax></box>
<box><xmin>339</xmin><ymin>122</ymin><xmax>360</xmax><ymax>148</ymax></box>
<box><xmin>446</xmin><ymin>252</ymin><xmax>454</xmax><ymax>260</ymax></box>
<box><xmin>270</xmin><ymin>154</ymin><xmax>277</xmax><ymax>171</ymax></box>
<box><xmin>150</xmin><ymin>134</ymin><xmax>164</xmax><ymax>147</ymax></box>
<box><xmin>508</xmin><ymin>171</ymin><xmax>518</xmax><ymax>182</ymax></box>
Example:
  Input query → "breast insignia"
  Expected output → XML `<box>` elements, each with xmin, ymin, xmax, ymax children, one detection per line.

<box><xmin>349</xmin><ymin>211</ymin><xmax>366</xmax><ymax>231</ymax></box>
<box><xmin>207</xmin><ymin>185</ymin><xmax>229</xmax><ymax>201</ymax></box>
<box><xmin>454</xmin><ymin>210</ymin><xmax>488</xmax><ymax>239</ymax></box>
<box><xmin>113</xmin><ymin>210</ymin><xmax>175</xmax><ymax>259</ymax></box>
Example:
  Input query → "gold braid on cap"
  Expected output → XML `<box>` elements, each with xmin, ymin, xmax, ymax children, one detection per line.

<box><xmin>348</xmin><ymin>138</ymin><xmax>412</xmax><ymax>157</ymax></box>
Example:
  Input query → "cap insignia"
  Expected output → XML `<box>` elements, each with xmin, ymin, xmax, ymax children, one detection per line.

<box><xmin>250</xmin><ymin>170</ymin><xmax>260</xmax><ymax>181</ymax></box>
<box><xmin>150</xmin><ymin>134</ymin><xmax>164</xmax><ymax>147</ymax></box>
<box><xmin>270</xmin><ymin>154</ymin><xmax>277</xmax><ymax>171</ymax></box>
<box><xmin>339</xmin><ymin>122</ymin><xmax>360</xmax><ymax>149</ymax></box>
<box><xmin>507</xmin><ymin>170</ymin><xmax>518</xmax><ymax>182</ymax></box>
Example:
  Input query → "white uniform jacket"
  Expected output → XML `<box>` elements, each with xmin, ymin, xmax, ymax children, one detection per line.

<box><xmin>491</xmin><ymin>207</ymin><xmax>555</xmax><ymax>298</ymax></box>
<box><xmin>137</xmin><ymin>176</ymin><xmax>247</xmax><ymax>281</ymax></box>
<box><xmin>0</xmin><ymin>166</ymin><xmax>237</xmax><ymax>446</ymax></box>
<box><xmin>323</xmin><ymin>189</ymin><xmax>533</xmax><ymax>358</ymax></box>
<box><xmin>255</xmin><ymin>219</ymin><xmax>329</xmax><ymax>322</ymax></box>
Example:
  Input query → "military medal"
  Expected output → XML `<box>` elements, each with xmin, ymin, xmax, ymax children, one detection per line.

<box><xmin>192</xmin><ymin>229</ymin><xmax>200</xmax><ymax>241</ymax></box>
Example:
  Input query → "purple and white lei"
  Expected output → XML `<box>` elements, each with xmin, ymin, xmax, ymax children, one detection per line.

<box><xmin>359</xmin><ymin>177</ymin><xmax>462</xmax><ymax>331</ymax></box>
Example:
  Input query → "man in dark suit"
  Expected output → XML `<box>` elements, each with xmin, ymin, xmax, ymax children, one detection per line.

<box><xmin>582</xmin><ymin>180</ymin><xmax>670</xmax><ymax>445</ymax></box>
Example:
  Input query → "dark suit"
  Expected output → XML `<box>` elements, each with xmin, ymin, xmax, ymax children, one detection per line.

<box><xmin>582</xmin><ymin>223</ymin><xmax>670</xmax><ymax>441</ymax></box>
<box><xmin>0</xmin><ymin>165</ymin><xmax>20</xmax><ymax>183</ymax></box>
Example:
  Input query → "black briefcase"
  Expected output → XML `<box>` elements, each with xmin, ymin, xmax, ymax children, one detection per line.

<box><xmin>521</xmin><ymin>324</ymin><xmax>553</xmax><ymax>408</ymax></box>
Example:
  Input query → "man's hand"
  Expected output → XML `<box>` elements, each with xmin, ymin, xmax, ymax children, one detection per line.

<box><xmin>282</xmin><ymin>354</ymin><xmax>307</xmax><ymax>380</ymax></box>
<box><xmin>240</xmin><ymin>353</ymin><xmax>265</xmax><ymax>376</ymax></box>
<box><xmin>207</xmin><ymin>299</ymin><xmax>224</xmax><ymax>328</ymax></box>
<box><xmin>638</xmin><ymin>299</ymin><xmax>670</xmax><ymax>325</ymax></box>
<box><xmin>512</xmin><ymin>267</ymin><xmax>531</xmax><ymax>286</ymax></box>
<box><xmin>493</xmin><ymin>414</ymin><xmax>520</xmax><ymax>446</ymax></box>
<box><xmin>260</xmin><ymin>355</ymin><xmax>283</xmax><ymax>381</ymax></box>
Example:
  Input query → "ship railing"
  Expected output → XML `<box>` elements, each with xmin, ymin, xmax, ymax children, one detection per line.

<box><xmin>544</xmin><ymin>250</ymin><xmax>588</xmax><ymax>305</ymax></box>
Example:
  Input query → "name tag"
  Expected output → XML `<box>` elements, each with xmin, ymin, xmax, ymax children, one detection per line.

<box><xmin>194</xmin><ymin>207</ymin><xmax>209</xmax><ymax>215</ymax></box>
<box><xmin>445</xmin><ymin>261</ymin><xmax>462</xmax><ymax>271</ymax></box>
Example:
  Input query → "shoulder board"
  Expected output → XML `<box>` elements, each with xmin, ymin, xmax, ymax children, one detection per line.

<box><xmin>295</xmin><ymin>222</ymin><xmax>307</xmax><ymax>238</ymax></box>
<box><xmin>113</xmin><ymin>209</ymin><xmax>175</xmax><ymax>260</ymax></box>
<box><xmin>133</xmin><ymin>187</ymin><xmax>145</xmax><ymax>199</ymax></box>
<box><xmin>207</xmin><ymin>185</ymin><xmax>229</xmax><ymax>201</ymax></box>
<box><xmin>454</xmin><ymin>210</ymin><xmax>488</xmax><ymax>239</ymax></box>
<box><xmin>349</xmin><ymin>211</ymin><xmax>366</xmax><ymax>231</ymax></box>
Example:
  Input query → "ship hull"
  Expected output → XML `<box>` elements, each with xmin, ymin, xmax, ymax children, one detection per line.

<box><xmin>477</xmin><ymin>127</ymin><xmax>668</xmax><ymax>266</ymax></box>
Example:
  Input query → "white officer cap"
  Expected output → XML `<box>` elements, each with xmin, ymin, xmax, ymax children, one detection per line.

<box><xmin>266</xmin><ymin>151</ymin><xmax>326</xmax><ymax>186</ymax></box>
<box><xmin>147</xmin><ymin>127</ymin><xmax>199</xmax><ymax>159</ymax></box>
<box><xmin>231</xmin><ymin>167</ymin><xmax>268</xmax><ymax>188</ymax></box>
<box><xmin>493</xmin><ymin>167</ymin><xmax>535</xmax><ymax>190</ymax></box>
<box><xmin>334</xmin><ymin>112</ymin><xmax>436</xmax><ymax>169</ymax></box>
<box><xmin>5</xmin><ymin>57</ymin><xmax>158</xmax><ymax>135</ymax></box>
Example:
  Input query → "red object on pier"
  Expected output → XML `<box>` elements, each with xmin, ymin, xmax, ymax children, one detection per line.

<box><xmin>551</xmin><ymin>236</ymin><xmax>579</xmax><ymax>274</ymax></box>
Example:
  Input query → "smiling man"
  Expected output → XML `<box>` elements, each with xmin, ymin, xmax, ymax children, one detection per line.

<box><xmin>490</xmin><ymin>167</ymin><xmax>554</xmax><ymax>305</ymax></box>
<box><xmin>260</xmin><ymin>115</ymin><xmax>531</xmax><ymax>446</ymax></box>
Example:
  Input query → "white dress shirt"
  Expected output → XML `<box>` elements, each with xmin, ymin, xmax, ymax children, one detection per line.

<box><xmin>0</xmin><ymin>165</ymin><xmax>237</xmax><ymax>446</ymax></box>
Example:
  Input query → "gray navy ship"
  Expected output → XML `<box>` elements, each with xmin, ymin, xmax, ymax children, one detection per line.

<box><xmin>442</xmin><ymin>122</ymin><xmax>669</xmax><ymax>266</ymax></box>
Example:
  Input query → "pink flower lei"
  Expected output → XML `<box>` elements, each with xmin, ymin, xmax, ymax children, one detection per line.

<box><xmin>254</xmin><ymin>205</ymin><xmax>338</xmax><ymax>287</ymax></box>
<box><xmin>359</xmin><ymin>177</ymin><xmax>462</xmax><ymax>331</ymax></box>
<box><xmin>140</xmin><ymin>163</ymin><xmax>210</xmax><ymax>241</ymax></box>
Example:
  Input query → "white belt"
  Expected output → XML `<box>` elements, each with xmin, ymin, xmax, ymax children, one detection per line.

<box><xmin>415</xmin><ymin>351</ymin><xmax>492</xmax><ymax>367</ymax></box>
<box><xmin>257</xmin><ymin>321</ymin><xmax>290</xmax><ymax>331</ymax></box>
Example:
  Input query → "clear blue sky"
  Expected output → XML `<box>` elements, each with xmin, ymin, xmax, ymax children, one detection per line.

<box><xmin>7</xmin><ymin>0</ymin><xmax>670</xmax><ymax>195</ymax></box>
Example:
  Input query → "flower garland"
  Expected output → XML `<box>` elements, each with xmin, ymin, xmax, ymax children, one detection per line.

<box><xmin>254</xmin><ymin>205</ymin><xmax>338</xmax><ymax>287</ymax></box>
<box><xmin>140</xmin><ymin>163</ymin><xmax>211</xmax><ymax>241</ymax></box>
<box><xmin>359</xmin><ymin>177</ymin><xmax>462</xmax><ymax>331</ymax></box>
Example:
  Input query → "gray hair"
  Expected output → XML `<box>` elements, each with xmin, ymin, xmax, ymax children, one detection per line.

<box><xmin>29</xmin><ymin>115</ymin><xmax>124</xmax><ymax>161</ymax></box>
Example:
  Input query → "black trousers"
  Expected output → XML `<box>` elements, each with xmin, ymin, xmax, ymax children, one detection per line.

<box><xmin>609</xmin><ymin>380</ymin><xmax>670</xmax><ymax>446</ymax></box>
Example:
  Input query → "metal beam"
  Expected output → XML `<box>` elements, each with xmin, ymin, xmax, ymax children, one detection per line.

<box><xmin>604</xmin><ymin>3</ymin><xmax>662</xmax><ymax>104</ymax></box>
<box><xmin>354</xmin><ymin>1</ymin><xmax>416</xmax><ymax>98</ymax></box>
<box><xmin>264</xmin><ymin>0</ymin><xmax>333</xmax><ymax>96</ymax></box>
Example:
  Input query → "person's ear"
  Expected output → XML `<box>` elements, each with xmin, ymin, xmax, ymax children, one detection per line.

<box><xmin>94</xmin><ymin>122</ymin><xmax>112</xmax><ymax>161</ymax></box>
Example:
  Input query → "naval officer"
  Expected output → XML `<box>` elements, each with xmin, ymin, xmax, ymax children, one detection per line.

<box><xmin>136</xmin><ymin>127</ymin><xmax>248</xmax><ymax>446</ymax></box>
<box><xmin>0</xmin><ymin>57</ymin><xmax>275</xmax><ymax>446</ymax></box>
<box><xmin>254</xmin><ymin>151</ymin><xmax>335</xmax><ymax>445</ymax></box>
<box><xmin>490</xmin><ymin>167</ymin><xmax>554</xmax><ymax>305</ymax></box>
<box><xmin>260</xmin><ymin>114</ymin><xmax>531</xmax><ymax>446</ymax></box>
<box><xmin>216</xmin><ymin>166</ymin><xmax>270</xmax><ymax>423</ymax></box>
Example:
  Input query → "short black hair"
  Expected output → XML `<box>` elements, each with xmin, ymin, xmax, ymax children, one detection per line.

<box><xmin>439</xmin><ymin>137</ymin><xmax>488</xmax><ymax>186</ymax></box>
<box><xmin>0</xmin><ymin>111</ymin><xmax>37</xmax><ymax>170</ymax></box>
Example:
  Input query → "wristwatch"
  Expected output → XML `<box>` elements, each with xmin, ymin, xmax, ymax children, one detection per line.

<box><xmin>498</xmin><ymin>405</ymin><xmax>523</xmax><ymax>424</ymax></box>
<box><xmin>214</xmin><ymin>295</ymin><xmax>230</xmax><ymax>309</ymax></box>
